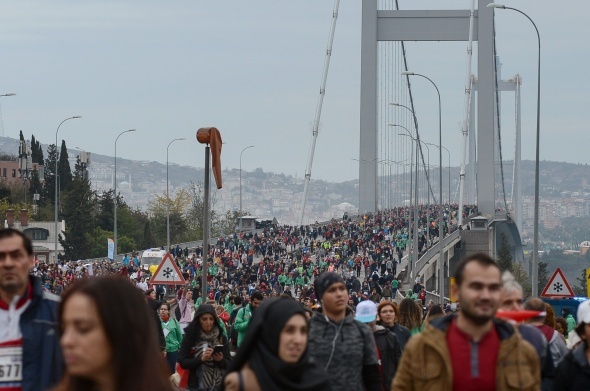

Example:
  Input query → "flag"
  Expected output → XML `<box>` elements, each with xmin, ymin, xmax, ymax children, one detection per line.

<box><xmin>108</xmin><ymin>238</ymin><xmax>114</xmax><ymax>260</ymax></box>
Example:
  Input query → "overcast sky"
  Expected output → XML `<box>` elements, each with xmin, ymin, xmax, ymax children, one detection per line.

<box><xmin>0</xmin><ymin>0</ymin><xmax>587</xmax><ymax>183</ymax></box>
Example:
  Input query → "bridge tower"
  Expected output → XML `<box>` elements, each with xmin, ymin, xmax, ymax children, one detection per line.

<box><xmin>359</xmin><ymin>0</ymin><xmax>497</xmax><ymax>216</ymax></box>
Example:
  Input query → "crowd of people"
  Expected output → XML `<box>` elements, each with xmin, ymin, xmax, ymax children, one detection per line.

<box><xmin>3</xmin><ymin>201</ymin><xmax>590</xmax><ymax>391</ymax></box>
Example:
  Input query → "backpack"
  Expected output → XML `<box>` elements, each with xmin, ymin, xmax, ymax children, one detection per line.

<box><xmin>230</xmin><ymin>307</ymin><xmax>247</xmax><ymax>345</ymax></box>
<box><xmin>175</xmin><ymin>301</ymin><xmax>188</xmax><ymax>320</ymax></box>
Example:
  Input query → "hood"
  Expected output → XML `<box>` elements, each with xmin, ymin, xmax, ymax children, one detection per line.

<box><xmin>194</xmin><ymin>304</ymin><xmax>217</xmax><ymax>321</ymax></box>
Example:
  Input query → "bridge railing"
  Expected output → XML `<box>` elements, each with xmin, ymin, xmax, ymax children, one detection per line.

<box><xmin>414</xmin><ymin>229</ymin><xmax>461</xmax><ymax>275</ymax></box>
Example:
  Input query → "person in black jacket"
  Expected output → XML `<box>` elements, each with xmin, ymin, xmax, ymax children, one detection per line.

<box><xmin>377</xmin><ymin>301</ymin><xmax>412</xmax><ymax>350</ymax></box>
<box><xmin>356</xmin><ymin>300</ymin><xmax>402</xmax><ymax>390</ymax></box>
<box><xmin>554</xmin><ymin>300</ymin><xmax>590</xmax><ymax>391</ymax></box>
<box><xmin>178</xmin><ymin>304</ymin><xmax>231</xmax><ymax>390</ymax></box>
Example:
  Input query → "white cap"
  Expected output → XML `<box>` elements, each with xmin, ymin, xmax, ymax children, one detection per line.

<box><xmin>355</xmin><ymin>300</ymin><xmax>377</xmax><ymax>323</ymax></box>
<box><xmin>577</xmin><ymin>300</ymin><xmax>590</xmax><ymax>326</ymax></box>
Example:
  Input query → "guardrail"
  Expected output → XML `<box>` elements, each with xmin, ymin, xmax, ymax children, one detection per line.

<box><xmin>414</xmin><ymin>230</ymin><xmax>461</xmax><ymax>276</ymax></box>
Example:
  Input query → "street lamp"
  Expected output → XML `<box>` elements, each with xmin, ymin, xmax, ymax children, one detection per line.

<box><xmin>166</xmin><ymin>138</ymin><xmax>186</xmax><ymax>250</ymax></box>
<box><xmin>488</xmin><ymin>1</ymin><xmax>542</xmax><ymax>300</ymax></box>
<box><xmin>54</xmin><ymin>116</ymin><xmax>81</xmax><ymax>263</ymax></box>
<box><xmin>402</xmin><ymin>71</ymin><xmax>445</xmax><ymax>304</ymax></box>
<box><xmin>399</xmin><ymin>132</ymin><xmax>432</xmax><ymax>245</ymax></box>
<box><xmin>114</xmin><ymin>129</ymin><xmax>136</xmax><ymax>259</ymax></box>
<box><xmin>387</xmin><ymin>118</ymin><xmax>420</xmax><ymax>284</ymax></box>
<box><xmin>239</xmin><ymin>145</ymin><xmax>255</xmax><ymax>231</ymax></box>
<box><xmin>425</xmin><ymin>142</ymin><xmax>451</xmax><ymax>205</ymax></box>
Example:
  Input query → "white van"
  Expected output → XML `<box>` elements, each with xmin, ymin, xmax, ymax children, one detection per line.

<box><xmin>141</xmin><ymin>248</ymin><xmax>167</xmax><ymax>271</ymax></box>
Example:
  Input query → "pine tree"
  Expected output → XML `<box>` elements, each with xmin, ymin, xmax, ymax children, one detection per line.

<box><xmin>57</xmin><ymin>140</ymin><xmax>72</xmax><ymax>192</ymax></box>
<box><xmin>60</xmin><ymin>156</ymin><xmax>95</xmax><ymax>260</ymax></box>
<box><xmin>574</xmin><ymin>268</ymin><xmax>588</xmax><ymax>297</ymax></box>
<box><xmin>538</xmin><ymin>261</ymin><xmax>549</xmax><ymax>294</ymax></box>
<box><xmin>36</xmin><ymin>138</ymin><xmax>44</xmax><ymax>164</ymax></box>
<box><xmin>30</xmin><ymin>135</ymin><xmax>37</xmax><ymax>163</ymax></box>
<box><xmin>19</xmin><ymin>130</ymin><xmax>24</xmax><ymax>142</ymax></box>
<box><xmin>41</xmin><ymin>144</ymin><xmax>58</xmax><ymax>206</ymax></box>
<box><xmin>497</xmin><ymin>232</ymin><xmax>513</xmax><ymax>273</ymax></box>
<box><xmin>29</xmin><ymin>134</ymin><xmax>43</xmax><ymax>165</ymax></box>
<box><xmin>96</xmin><ymin>190</ymin><xmax>115</xmax><ymax>232</ymax></box>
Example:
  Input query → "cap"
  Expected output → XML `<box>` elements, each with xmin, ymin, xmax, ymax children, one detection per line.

<box><xmin>355</xmin><ymin>300</ymin><xmax>377</xmax><ymax>323</ymax></box>
<box><xmin>577</xmin><ymin>300</ymin><xmax>590</xmax><ymax>326</ymax></box>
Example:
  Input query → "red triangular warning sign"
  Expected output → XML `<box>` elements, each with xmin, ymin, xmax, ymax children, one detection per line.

<box><xmin>150</xmin><ymin>253</ymin><xmax>186</xmax><ymax>285</ymax></box>
<box><xmin>541</xmin><ymin>268</ymin><xmax>574</xmax><ymax>298</ymax></box>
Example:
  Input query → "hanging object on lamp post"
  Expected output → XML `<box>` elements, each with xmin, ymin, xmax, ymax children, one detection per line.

<box><xmin>196</xmin><ymin>127</ymin><xmax>223</xmax><ymax>301</ymax></box>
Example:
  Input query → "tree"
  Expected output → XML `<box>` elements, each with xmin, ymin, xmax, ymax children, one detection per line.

<box><xmin>497</xmin><ymin>232</ymin><xmax>513</xmax><ymax>273</ymax></box>
<box><xmin>143</xmin><ymin>220</ymin><xmax>155</xmax><ymax>249</ymax></box>
<box><xmin>28</xmin><ymin>170</ymin><xmax>42</xmax><ymax>204</ymax></box>
<box><xmin>57</xmin><ymin>140</ymin><xmax>72</xmax><ymax>193</ymax></box>
<box><xmin>213</xmin><ymin>210</ymin><xmax>240</xmax><ymax>237</ymax></box>
<box><xmin>185</xmin><ymin>181</ymin><xmax>216</xmax><ymax>241</ymax></box>
<box><xmin>30</xmin><ymin>134</ymin><xmax>43</xmax><ymax>164</ymax></box>
<box><xmin>148</xmin><ymin>188</ymin><xmax>191</xmax><ymax>245</ymax></box>
<box><xmin>538</xmin><ymin>261</ymin><xmax>549</xmax><ymax>295</ymax></box>
<box><xmin>574</xmin><ymin>268</ymin><xmax>588</xmax><ymax>297</ymax></box>
<box><xmin>96</xmin><ymin>190</ymin><xmax>115</xmax><ymax>232</ymax></box>
<box><xmin>85</xmin><ymin>227</ymin><xmax>136</xmax><ymax>259</ymax></box>
<box><xmin>41</xmin><ymin>144</ymin><xmax>58</xmax><ymax>207</ymax></box>
<box><xmin>513</xmin><ymin>262</ymin><xmax>532</xmax><ymax>297</ymax></box>
<box><xmin>59</xmin><ymin>156</ymin><xmax>95</xmax><ymax>260</ymax></box>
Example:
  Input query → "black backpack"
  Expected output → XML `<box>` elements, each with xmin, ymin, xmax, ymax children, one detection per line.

<box><xmin>175</xmin><ymin>301</ymin><xmax>187</xmax><ymax>320</ymax></box>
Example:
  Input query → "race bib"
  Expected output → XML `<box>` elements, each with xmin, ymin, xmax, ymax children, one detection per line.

<box><xmin>0</xmin><ymin>346</ymin><xmax>22</xmax><ymax>384</ymax></box>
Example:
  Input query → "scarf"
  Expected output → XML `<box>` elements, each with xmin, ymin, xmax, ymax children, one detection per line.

<box><xmin>228</xmin><ymin>297</ymin><xmax>330</xmax><ymax>391</ymax></box>
<box><xmin>193</xmin><ymin>326</ymin><xmax>225</xmax><ymax>387</ymax></box>
<box><xmin>161</xmin><ymin>315</ymin><xmax>170</xmax><ymax>322</ymax></box>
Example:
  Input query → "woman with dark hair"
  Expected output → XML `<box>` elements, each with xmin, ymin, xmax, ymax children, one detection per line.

<box><xmin>397</xmin><ymin>298</ymin><xmax>422</xmax><ymax>335</ymax></box>
<box><xmin>53</xmin><ymin>276</ymin><xmax>173</xmax><ymax>391</ymax></box>
<box><xmin>377</xmin><ymin>301</ymin><xmax>412</xmax><ymax>350</ymax></box>
<box><xmin>178</xmin><ymin>304</ymin><xmax>230</xmax><ymax>391</ymax></box>
<box><xmin>224</xmin><ymin>297</ymin><xmax>330</xmax><ymax>391</ymax></box>
<box><xmin>421</xmin><ymin>303</ymin><xmax>444</xmax><ymax>331</ymax></box>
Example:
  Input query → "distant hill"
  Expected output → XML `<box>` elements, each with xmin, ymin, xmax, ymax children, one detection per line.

<box><xmin>1</xmin><ymin>135</ymin><xmax>590</xmax><ymax>224</ymax></box>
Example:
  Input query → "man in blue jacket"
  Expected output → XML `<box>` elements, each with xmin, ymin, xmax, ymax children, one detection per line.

<box><xmin>0</xmin><ymin>228</ymin><xmax>63</xmax><ymax>391</ymax></box>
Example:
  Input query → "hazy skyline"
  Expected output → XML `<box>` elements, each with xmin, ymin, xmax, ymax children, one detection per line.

<box><xmin>0</xmin><ymin>1</ymin><xmax>587</xmax><ymax>183</ymax></box>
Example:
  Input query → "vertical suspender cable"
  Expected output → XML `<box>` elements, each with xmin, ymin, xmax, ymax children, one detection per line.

<box><xmin>299</xmin><ymin>0</ymin><xmax>340</xmax><ymax>225</ymax></box>
<box><xmin>458</xmin><ymin>0</ymin><xmax>476</xmax><ymax>226</ymax></box>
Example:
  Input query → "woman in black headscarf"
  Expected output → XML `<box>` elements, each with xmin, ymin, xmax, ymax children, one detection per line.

<box><xmin>179</xmin><ymin>304</ymin><xmax>231</xmax><ymax>391</ymax></box>
<box><xmin>223</xmin><ymin>297</ymin><xmax>331</xmax><ymax>391</ymax></box>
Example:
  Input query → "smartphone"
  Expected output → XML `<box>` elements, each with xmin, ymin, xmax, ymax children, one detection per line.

<box><xmin>213</xmin><ymin>345</ymin><xmax>224</xmax><ymax>354</ymax></box>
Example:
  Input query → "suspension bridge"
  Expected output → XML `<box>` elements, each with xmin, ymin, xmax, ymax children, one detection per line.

<box><xmin>299</xmin><ymin>0</ymin><xmax>535</xmax><ymax>302</ymax></box>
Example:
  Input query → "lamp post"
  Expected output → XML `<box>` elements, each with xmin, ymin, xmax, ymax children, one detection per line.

<box><xmin>425</xmin><ymin>142</ymin><xmax>451</xmax><ymax>205</ymax></box>
<box><xmin>488</xmin><ymin>1</ymin><xmax>542</xmax><ymax>299</ymax></box>
<box><xmin>54</xmin><ymin>116</ymin><xmax>81</xmax><ymax>263</ymax></box>
<box><xmin>239</xmin><ymin>145</ymin><xmax>255</xmax><ymax>231</ymax></box>
<box><xmin>166</xmin><ymin>138</ymin><xmax>186</xmax><ymax>251</ymax></box>
<box><xmin>114</xmin><ymin>129</ymin><xmax>136</xmax><ymax>259</ymax></box>
<box><xmin>402</xmin><ymin>71</ymin><xmax>444</xmax><ymax>304</ymax></box>
<box><xmin>398</xmin><ymin>132</ymin><xmax>432</xmax><ymax>245</ymax></box>
<box><xmin>387</xmin><ymin>112</ymin><xmax>420</xmax><ymax>284</ymax></box>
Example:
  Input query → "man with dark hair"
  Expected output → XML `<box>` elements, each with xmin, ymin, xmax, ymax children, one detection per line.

<box><xmin>308</xmin><ymin>272</ymin><xmax>382</xmax><ymax>391</ymax></box>
<box><xmin>393</xmin><ymin>252</ymin><xmax>540</xmax><ymax>390</ymax></box>
<box><xmin>233</xmin><ymin>290</ymin><xmax>263</xmax><ymax>347</ymax></box>
<box><xmin>0</xmin><ymin>228</ymin><xmax>63</xmax><ymax>391</ymax></box>
<box><xmin>524</xmin><ymin>297</ymin><xmax>568</xmax><ymax>368</ymax></box>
